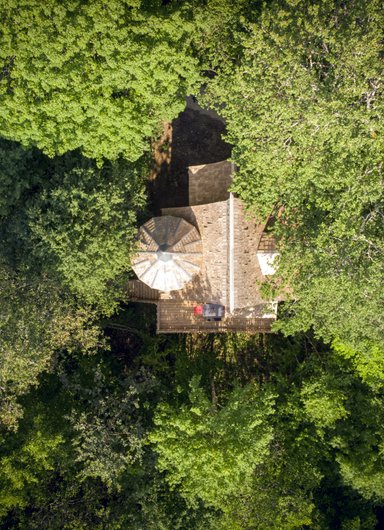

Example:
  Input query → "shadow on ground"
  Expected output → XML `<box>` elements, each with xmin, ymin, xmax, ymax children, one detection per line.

<box><xmin>149</xmin><ymin>98</ymin><xmax>231</xmax><ymax>212</ymax></box>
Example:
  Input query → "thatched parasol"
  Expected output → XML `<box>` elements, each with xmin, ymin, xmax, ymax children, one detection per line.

<box><xmin>132</xmin><ymin>216</ymin><xmax>203</xmax><ymax>292</ymax></box>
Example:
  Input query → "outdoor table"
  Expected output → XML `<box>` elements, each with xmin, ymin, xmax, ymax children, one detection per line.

<box><xmin>202</xmin><ymin>303</ymin><xmax>225</xmax><ymax>321</ymax></box>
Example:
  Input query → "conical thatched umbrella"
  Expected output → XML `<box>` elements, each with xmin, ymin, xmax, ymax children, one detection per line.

<box><xmin>132</xmin><ymin>216</ymin><xmax>203</xmax><ymax>292</ymax></box>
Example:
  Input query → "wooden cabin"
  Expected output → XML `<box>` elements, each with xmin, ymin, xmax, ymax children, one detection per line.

<box><xmin>129</xmin><ymin>161</ymin><xmax>279</xmax><ymax>333</ymax></box>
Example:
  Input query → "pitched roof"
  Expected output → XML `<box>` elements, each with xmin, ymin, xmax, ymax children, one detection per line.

<box><xmin>129</xmin><ymin>160</ymin><xmax>278</xmax><ymax>333</ymax></box>
<box><xmin>161</xmin><ymin>197</ymin><xmax>269</xmax><ymax>311</ymax></box>
<box><xmin>161</xmin><ymin>201</ymin><xmax>229</xmax><ymax>306</ymax></box>
<box><xmin>188</xmin><ymin>160</ymin><xmax>233</xmax><ymax>205</ymax></box>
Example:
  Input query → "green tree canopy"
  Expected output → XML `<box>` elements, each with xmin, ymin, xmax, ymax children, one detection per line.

<box><xmin>0</xmin><ymin>140</ymin><xmax>147</xmax><ymax>312</ymax></box>
<box><xmin>0</xmin><ymin>266</ymin><xmax>100</xmax><ymax>430</ymax></box>
<box><xmin>1</xmin><ymin>1</ymin><xmax>384</xmax><ymax>528</ymax></box>
<box><xmin>204</xmin><ymin>0</ymin><xmax>384</xmax><ymax>351</ymax></box>
<box><xmin>150</xmin><ymin>376</ymin><xmax>275</xmax><ymax>509</ymax></box>
<box><xmin>0</xmin><ymin>417</ymin><xmax>64</xmax><ymax>518</ymax></box>
<box><xmin>0</xmin><ymin>0</ymin><xmax>201</xmax><ymax>160</ymax></box>
<box><xmin>0</xmin><ymin>332</ymin><xmax>383</xmax><ymax>529</ymax></box>
<box><xmin>27</xmin><ymin>156</ymin><xmax>147</xmax><ymax>311</ymax></box>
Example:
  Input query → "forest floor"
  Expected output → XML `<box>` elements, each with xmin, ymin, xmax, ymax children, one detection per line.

<box><xmin>148</xmin><ymin>96</ymin><xmax>231</xmax><ymax>212</ymax></box>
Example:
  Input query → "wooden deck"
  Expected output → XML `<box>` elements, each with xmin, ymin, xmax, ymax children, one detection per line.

<box><xmin>157</xmin><ymin>300</ymin><xmax>275</xmax><ymax>333</ymax></box>
<box><xmin>127</xmin><ymin>280</ymin><xmax>160</xmax><ymax>303</ymax></box>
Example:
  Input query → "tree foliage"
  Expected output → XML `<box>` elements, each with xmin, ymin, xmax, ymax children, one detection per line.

<box><xmin>0</xmin><ymin>266</ymin><xmax>100</xmax><ymax>431</ymax></box>
<box><xmin>0</xmin><ymin>140</ymin><xmax>147</xmax><ymax>311</ymax></box>
<box><xmin>204</xmin><ymin>0</ymin><xmax>384</xmax><ymax>351</ymax></box>
<box><xmin>0</xmin><ymin>140</ymin><xmax>45</xmax><ymax>217</ymax></box>
<box><xmin>68</xmin><ymin>364</ymin><xmax>157</xmax><ymax>488</ymax></box>
<box><xmin>27</xmin><ymin>156</ymin><xmax>147</xmax><ymax>310</ymax></box>
<box><xmin>150</xmin><ymin>376</ymin><xmax>275</xmax><ymax>509</ymax></box>
<box><xmin>0</xmin><ymin>0</ymin><xmax>201</xmax><ymax>160</ymax></box>
<box><xmin>0</xmin><ymin>330</ymin><xmax>383</xmax><ymax>529</ymax></box>
<box><xmin>0</xmin><ymin>417</ymin><xmax>64</xmax><ymax>518</ymax></box>
<box><xmin>1</xmin><ymin>0</ymin><xmax>384</xmax><ymax>528</ymax></box>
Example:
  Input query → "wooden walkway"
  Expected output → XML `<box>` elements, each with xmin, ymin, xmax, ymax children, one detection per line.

<box><xmin>127</xmin><ymin>280</ymin><xmax>160</xmax><ymax>303</ymax></box>
<box><xmin>157</xmin><ymin>300</ymin><xmax>275</xmax><ymax>334</ymax></box>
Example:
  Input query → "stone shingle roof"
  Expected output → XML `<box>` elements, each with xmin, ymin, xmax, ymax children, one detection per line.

<box><xmin>162</xmin><ymin>201</ymin><xmax>229</xmax><ymax>306</ymax></box>
<box><xmin>161</xmin><ymin>198</ymin><xmax>270</xmax><ymax>310</ymax></box>
<box><xmin>129</xmin><ymin>160</ymin><xmax>278</xmax><ymax>333</ymax></box>
<box><xmin>188</xmin><ymin>160</ymin><xmax>233</xmax><ymax>205</ymax></box>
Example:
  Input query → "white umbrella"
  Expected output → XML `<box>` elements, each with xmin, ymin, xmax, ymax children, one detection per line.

<box><xmin>132</xmin><ymin>216</ymin><xmax>203</xmax><ymax>292</ymax></box>
<box><xmin>257</xmin><ymin>251</ymin><xmax>280</xmax><ymax>276</ymax></box>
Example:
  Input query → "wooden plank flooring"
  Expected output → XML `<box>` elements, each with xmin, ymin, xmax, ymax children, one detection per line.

<box><xmin>127</xmin><ymin>280</ymin><xmax>160</xmax><ymax>303</ymax></box>
<box><xmin>157</xmin><ymin>300</ymin><xmax>275</xmax><ymax>333</ymax></box>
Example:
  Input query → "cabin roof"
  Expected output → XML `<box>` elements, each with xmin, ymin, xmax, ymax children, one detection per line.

<box><xmin>129</xmin><ymin>161</ymin><xmax>278</xmax><ymax>333</ymax></box>
<box><xmin>188</xmin><ymin>160</ymin><xmax>233</xmax><ymax>205</ymax></box>
<box><xmin>161</xmin><ymin>197</ymin><xmax>269</xmax><ymax>310</ymax></box>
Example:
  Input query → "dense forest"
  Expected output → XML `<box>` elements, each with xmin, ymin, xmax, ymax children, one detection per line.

<box><xmin>0</xmin><ymin>0</ymin><xmax>383</xmax><ymax>528</ymax></box>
